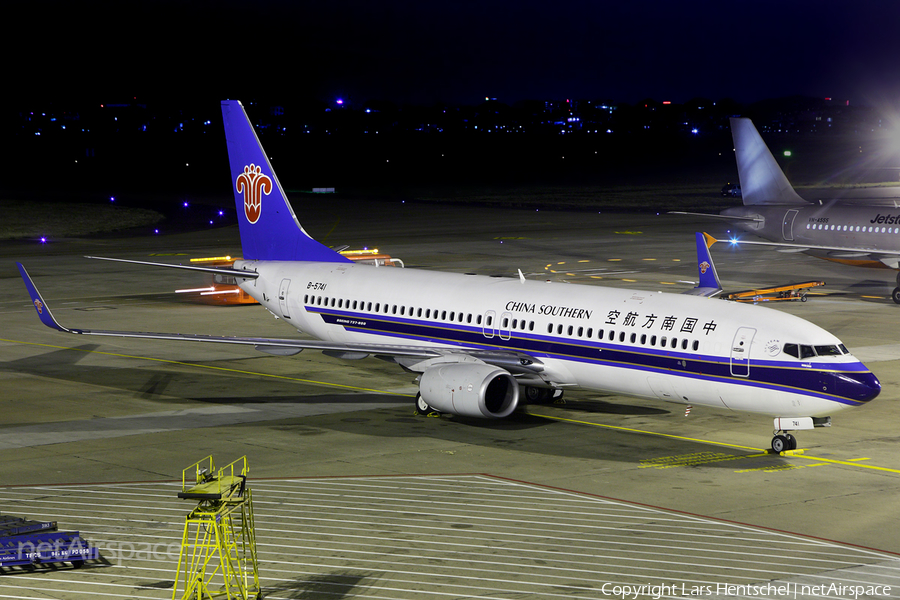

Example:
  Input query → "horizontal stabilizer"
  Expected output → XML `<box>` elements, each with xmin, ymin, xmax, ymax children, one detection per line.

<box><xmin>85</xmin><ymin>255</ymin><xmax>259</xmax><ymax>278</ymax></box>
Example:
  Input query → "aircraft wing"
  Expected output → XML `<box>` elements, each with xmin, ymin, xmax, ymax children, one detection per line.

<box><xmin>721</xmin><ymin>238</ymin><xmax>900</xmax><ymax>268</ymax></box>
<box><xmin>17</xmin><ymin>263</ymin><xmax>542</xmax><ymax>372</ymax></box>
<box><xmin>669</xmin><ymin>211</ymin><xmax>764</xmax><ymax>222</ymax></box>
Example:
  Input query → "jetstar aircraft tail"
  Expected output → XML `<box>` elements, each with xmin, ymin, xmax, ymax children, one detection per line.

<box><xmin>221</xmin><ymin>100</ymin><xmax>350</xmax><ymax>263</ymax></box>
<box><xmin>730</xmin><ymin>117</ymin><xmax>808</xmax><ymax>207</ymax></box>
<box><xmin>685</xmin><ymin>232</ymin><xmax>723</xmax><ymax>297</ymax></box>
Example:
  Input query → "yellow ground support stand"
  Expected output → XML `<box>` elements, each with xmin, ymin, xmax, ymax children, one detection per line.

<box><xmin>172</xmin><ymin>456</ymin><xmax>260</xmax><ymax>600</ymax></box>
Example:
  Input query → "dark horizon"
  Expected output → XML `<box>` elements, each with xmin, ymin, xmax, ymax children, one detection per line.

<box><xmin>8</xmin><ymin>1</ymin><xmax>900</xmax><ymax>109</ymax></box>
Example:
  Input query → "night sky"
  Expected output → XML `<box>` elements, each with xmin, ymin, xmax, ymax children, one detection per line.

<box><xmin>10</xmin><ymin>1</ymin><xmax>900</xmax><ymax>106</ymax></box>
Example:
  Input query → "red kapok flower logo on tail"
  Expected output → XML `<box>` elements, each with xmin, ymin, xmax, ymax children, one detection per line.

<box><xmin>699</xmin><ymin>261</ymin><xmax>711</xmax><ymax>274</ymax></box>
<box><xmin>33</xmin><ymin>299</ymin><xmax>44</xmax><ymax>314</ymax></box>
<box><xmin>235</xmin><ymin>164</ymin><xmax>272</xmax><ymax>224</ymax></box>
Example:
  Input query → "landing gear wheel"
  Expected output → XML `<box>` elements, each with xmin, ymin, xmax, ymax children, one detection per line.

<box><xmin>896</xmin><ymin>271</ymin><xmax>900</xmax><ymax>286</ymax></box>
<box><xmin>524</xmin><ymin>386</ymin><xmax>552</xmax><ymax>404</ymax></box>
<box><xmin>414</xmin><ymin>393</ymin><xmax>439</xmax><ymax>417</ymax></box>
<box><xmin>771</xmin><ymin>435</ymin><xmax>790</xmax><ymax>453</ymax></box>
<box><xmin>785</xmin><ymin>433</ymin><xmax>797</xmax><ymax>450</ymax></box>
<box><xmin>892</xmin><ymin>287</ymin><xmax>900</xmax><ymax>305</ymax></box>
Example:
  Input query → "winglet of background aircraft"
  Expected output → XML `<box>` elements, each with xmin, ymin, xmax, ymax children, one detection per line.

<box><xmin>684</xmin><ymin>232</ymin><xmax>723</xmax><ymax>297</ymax></box>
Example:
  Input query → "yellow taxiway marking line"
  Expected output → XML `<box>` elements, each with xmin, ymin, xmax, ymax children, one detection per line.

<box><xmin>528</xmin><ymin>412</ymin><xmax>763</xmax><ymax>451</ymax></box>
<box><xmin>528</xmin><ymin>412</ymin><xmax>900</xmax><ymax>473</ymax></box>
<box><xmin>2</xmin><ymin>338</ymin><xmax>413</xmax><ymax>397</ymax></box>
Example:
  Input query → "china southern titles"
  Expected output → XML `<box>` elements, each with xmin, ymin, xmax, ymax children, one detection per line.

<box><xmin>505</xmin><ymin>301</ymin><xmax>592</xmax><ymax>320</ymax></box>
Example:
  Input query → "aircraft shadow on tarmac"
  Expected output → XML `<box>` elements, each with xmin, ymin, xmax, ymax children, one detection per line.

<box><xmin>279</xmin><ymin>403</ymin><xmax>785</xmax><ymax>469</ymax></box>
<box><xmin>3</xmin><ymin>345</ymin><xmax>409</xmax><ymax>405</ymax></box>
<box><xmin>7</xmin><ymin>346</ymin><xmax>786</xmax><ymax>468</ymax></box>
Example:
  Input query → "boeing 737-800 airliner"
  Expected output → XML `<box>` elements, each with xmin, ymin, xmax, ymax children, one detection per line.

<box><xmin>18</xmin><ymin>101</ymin><xmax>881</xmax><ymax>453</ymax></box>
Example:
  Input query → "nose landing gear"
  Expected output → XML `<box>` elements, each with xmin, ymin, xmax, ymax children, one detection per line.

<box><xmin>771</xmin><ymin>432</ymin><xmax>798</xmax><ymax>453</ymax></box>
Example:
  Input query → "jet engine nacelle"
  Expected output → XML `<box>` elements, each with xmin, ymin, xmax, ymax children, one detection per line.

<box><xmin>419</xmin><ymin>363</ymin><xmax>519</xmax><ymax>418</ymax></box>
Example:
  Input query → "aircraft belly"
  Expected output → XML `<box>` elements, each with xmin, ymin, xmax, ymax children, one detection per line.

<box><xmin>713</xmin><ymin>383</ymin><xmax>842</xmax><ymax>417</ymax></box>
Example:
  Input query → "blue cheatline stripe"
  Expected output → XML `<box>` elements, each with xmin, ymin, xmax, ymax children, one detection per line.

<box><xmin>308</xmin><ymin>307</ymin><xmax>875</xmax><ymax>407</ymax></box>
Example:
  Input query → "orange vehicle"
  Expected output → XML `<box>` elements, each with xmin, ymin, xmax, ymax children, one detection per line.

<box><xmin>177</xmin><ymin>249</ymin><xmax>403</xmax><ymax>305</ymax></box>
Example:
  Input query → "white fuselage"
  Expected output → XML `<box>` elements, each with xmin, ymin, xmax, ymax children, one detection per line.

<box><xmin>234</xmin><ymin>259</ymin><xmax>878</xmax><ymax>418</ymax></box>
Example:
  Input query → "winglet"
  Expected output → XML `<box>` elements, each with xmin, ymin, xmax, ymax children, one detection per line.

<box><xmin>702</xmin><ymin>232</ymin><xmax>718</xmax><ymax>249</ymax></box>
<box><xmin>17</xmin><ymin>263</ymin><xmax>76</xmax><ymax>333</ymax></box>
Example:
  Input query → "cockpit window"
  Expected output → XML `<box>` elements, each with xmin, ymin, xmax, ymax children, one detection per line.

<box><xmin>784</xmin><ymin>342</ymin><xmax>847</xmax><ymax>359</ymax></box>
<box><xmin>814</xmin><ymin>345</ymin><xmax>842</xmax><ymax>356</ymax></box>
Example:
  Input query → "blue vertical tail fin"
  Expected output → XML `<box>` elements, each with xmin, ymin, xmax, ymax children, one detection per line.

<box><xmin>221</xmin><ymin>100</ymin><xmax>349</xmax><ymax>263</ymax></box>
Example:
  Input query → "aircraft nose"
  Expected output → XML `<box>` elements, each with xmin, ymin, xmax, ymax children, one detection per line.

<box><xmin>837</xmin><ymin>370</ymin><xmax>881</xmax><ymax>404</ymax></box>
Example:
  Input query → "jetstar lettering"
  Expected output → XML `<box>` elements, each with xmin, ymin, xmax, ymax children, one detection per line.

<box><xmin>870</xmin><ymin>213</ymin><xmax>900</xmax><ymax>224</ymax></box>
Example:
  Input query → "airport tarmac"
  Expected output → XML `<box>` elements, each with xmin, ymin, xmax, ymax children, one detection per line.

<box><xmin>2</xmin><ymin>197</ymin><xmax>900</xmax><ymax>598</ymax></box>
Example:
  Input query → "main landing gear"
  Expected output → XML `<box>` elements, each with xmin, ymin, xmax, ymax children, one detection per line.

<box><xmin>892</xmin><ymin>273</ymin><xmax>900</xmax><ymax>305</ymax></box>
<box><xmin>414</xmin><ymin>393</ymin><xmax>440</xmax><ymax>417</ymax></box>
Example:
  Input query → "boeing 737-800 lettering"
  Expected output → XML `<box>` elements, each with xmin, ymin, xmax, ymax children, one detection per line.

<box><xmin>18</xmin><ymin>101</ymin><xmax>881</xmax><ymax>453</ymax></box>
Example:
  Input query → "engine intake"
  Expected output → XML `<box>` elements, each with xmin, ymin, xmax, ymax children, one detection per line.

<box><xmin>419</xmin><ymin>363</ymin><xmax>519</xmax><ymax>418</ymax></box>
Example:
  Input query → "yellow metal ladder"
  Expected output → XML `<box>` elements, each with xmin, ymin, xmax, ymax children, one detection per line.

<box><xmin>172</xmin><ymin>456</ymin><xmax>260</xmax><ymax>600</ymax></box>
